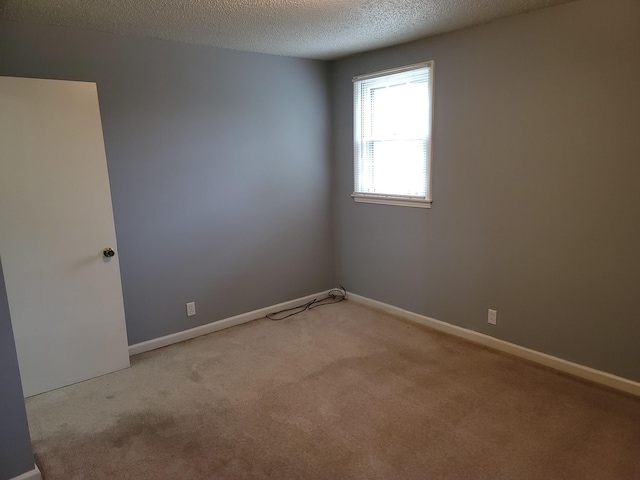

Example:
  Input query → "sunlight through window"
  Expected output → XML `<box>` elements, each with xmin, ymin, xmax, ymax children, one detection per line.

<box><xmin>353</xmin><ymin>62</ymin><xmax>434</xmax><ymax>208</ymax></box>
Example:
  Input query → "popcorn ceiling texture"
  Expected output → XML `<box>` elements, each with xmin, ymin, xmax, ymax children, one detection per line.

<box><xmin>0</xmin><ymin>0</ymin><xmax>575</xmax><ymax>59</ymax></box>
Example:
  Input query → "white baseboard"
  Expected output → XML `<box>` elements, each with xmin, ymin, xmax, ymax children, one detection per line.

<box><xmin>129</xmin><ymin>290</ymin><xmax>332</xmax><ymax>356</ymax></box>
<box><xmin>348</xmin><ymin>293</ymin><xmax>640</xmax><ymax>397</ymax></box>
<box><xmin>11</xmin><ymin>465</ymin><xmax>41</xmax><ymax>480</ymax></box>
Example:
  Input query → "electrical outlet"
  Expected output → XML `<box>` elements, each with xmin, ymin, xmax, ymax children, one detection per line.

<box><xmin>488</xmin><ymin>309</ymin><xmax>497</xmax><ymax>325</ymax></box>
<box><xmin>186</xmin><ymin>302</ymin><xmax>196</xmax><ymax>317</ymax></box>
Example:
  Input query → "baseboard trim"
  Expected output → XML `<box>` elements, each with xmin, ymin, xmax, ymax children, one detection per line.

<box><xmin>129</xmin><ymin>290</ymin><xmax>332</xmax><ymax>356</ymax></box>
<box><xmin>348</xmin><ymin>293</ymin><xmax>640</xmax><ymax>397</ymax></box>
<box><xmin>11</xmin><ymin>465</ymin><xmax>41</xmax><ymax>480</ymax></box>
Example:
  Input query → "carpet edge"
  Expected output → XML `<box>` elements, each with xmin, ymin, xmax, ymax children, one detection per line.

<box><xmin>128</xmin><ymin>289</ymin><xmax>335</xmax><ymax>356</ymax></box>
<box><xmin>348</xmin><ymin>293</ymin><xmax>640</xmax><ymax>397</ymax></box>
<box><xmin>10</xmin><ymin>465</ymin><xmax>41</xmax><ymax>480</ymax></box>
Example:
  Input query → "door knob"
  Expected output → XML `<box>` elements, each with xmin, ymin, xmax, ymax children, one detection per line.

<box><xmin>103</xmin><ymin>247</ymin><xmax>115</xmax><ymax>258</ymax></box>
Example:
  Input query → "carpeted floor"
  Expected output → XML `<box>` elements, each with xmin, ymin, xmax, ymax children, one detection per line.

<box><xmin>26</xmin><ymin>300</ymin><xmax>640</xmax><ymax>479</ymax></box>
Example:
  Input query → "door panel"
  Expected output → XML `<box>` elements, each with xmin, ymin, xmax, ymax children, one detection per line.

<box><xmin>0</xmin><ymin>76</ymin><xmax>130</xmax><ymax>397</ymax></box>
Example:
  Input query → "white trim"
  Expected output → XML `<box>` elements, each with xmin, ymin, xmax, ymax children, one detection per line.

<box><xmin>348</xmin><ymin>293</ymin><xmax>640</xmax><ymax>397</ymax></box>
<box><xmin>352</xmin><ymin>194</ymin><xmax>432</xmax><ymax>208</ymax></box>
<box><xmin>11</xmin><ymin>465</ymin><xmax>41</xmax><ymax>480</ymax></box>
<box><xmin>129</xmin><ymin>290</ymin><xmax>333</xmax><ymax>356</ymax></box>
<box><xmin>427</xmin><ymin>60</ymin><xmax>435</xmax><ymax>203</ymax></box>
<box><xmin>353</xmin><ymin>61</ymin><xmax>433</xmax><ymax>82</ymax></box>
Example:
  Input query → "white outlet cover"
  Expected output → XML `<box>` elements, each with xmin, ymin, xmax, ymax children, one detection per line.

<box><xmin>186</xmin><ymin>302</ymin><xmax>196</xmax><ymax>317</ymax></box>
<box><xmin>488</xmin><ymin>309</ymin><xmax>497</xmax><ymax>325</ymax></box>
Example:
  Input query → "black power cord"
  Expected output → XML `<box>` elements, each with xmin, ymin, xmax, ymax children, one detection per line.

<box><xmin>267</xmin><ymin>286</ymin><xmax>347</xmax><ymax>321</ymax></box>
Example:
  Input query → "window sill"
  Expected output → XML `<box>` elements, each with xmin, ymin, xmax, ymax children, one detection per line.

<box><xmin>351</xmin><ymin>193</ymin><xmax>432</xmax><ymax>209</ymax></box>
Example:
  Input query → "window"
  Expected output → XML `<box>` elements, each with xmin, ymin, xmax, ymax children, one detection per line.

<box><xmin>353</xmin><ymin>61</ymin><xmax>434</xmax><ymax>208</ymax></box>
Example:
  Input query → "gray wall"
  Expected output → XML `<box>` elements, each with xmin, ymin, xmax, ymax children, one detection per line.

<box><xmin>2</xmin><ymin>1</ymin><xmax>638</xmax><ymax>476</ymax></box>
<box><xmin>0</xmin><ymin>259</ymin><xmax>35</xmax><ymax>480</ymax></box>
<box><xmin>331</xmin><ymin>0</ymin><xmax>640</xmax><ymax>382</ymax></box>
<box><xmin>0</xmin><ymin>21</ymin><xmax>334</xmax><ymax>345</ymax></box>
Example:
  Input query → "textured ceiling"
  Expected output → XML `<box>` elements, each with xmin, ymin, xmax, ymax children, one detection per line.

<box><xmin>0</xmin><ymin>0</ymin><xmax>576</xmax><ymax>59</ymax></box>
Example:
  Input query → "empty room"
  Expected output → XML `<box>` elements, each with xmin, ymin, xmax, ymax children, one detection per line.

<box><xmin>1</xmin><ymin>0</ymin><xmax>639</xmax><ymax>479</ymax></box>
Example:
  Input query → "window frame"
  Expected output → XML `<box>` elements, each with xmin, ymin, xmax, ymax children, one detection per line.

<box><xmin>352</xmin><ymin>61</ymin><xmax>435</xmax><ymax>209</ymax></box>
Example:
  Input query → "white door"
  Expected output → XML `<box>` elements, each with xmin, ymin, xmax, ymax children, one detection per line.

<box><xmin>0</xmin><ymin>76</ymin><xmax>130</xmax><ymax>397</ymax></box>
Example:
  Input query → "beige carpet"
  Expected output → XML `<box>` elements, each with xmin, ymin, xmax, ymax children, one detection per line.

<box><xmin>26</xmin><ymin>300</ymin><xmax>640</xmax><ymax>479</ymax></box>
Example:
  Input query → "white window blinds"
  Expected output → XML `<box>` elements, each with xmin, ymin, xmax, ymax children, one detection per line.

<box><xmin>353</xmin><ymin>61</ymin><xmax>434</xmax><ymax>208</ymax></box>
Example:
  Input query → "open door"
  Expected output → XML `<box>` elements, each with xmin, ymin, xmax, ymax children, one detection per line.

<box><xmin>0</xmin><ymin>76</ymin><xmax>130</xmax><ymax>397</ymax></box>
